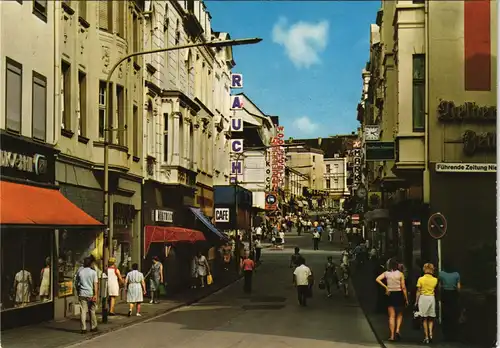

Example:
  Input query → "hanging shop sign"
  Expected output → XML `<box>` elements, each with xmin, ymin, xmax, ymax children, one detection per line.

<box><xmin>365</xmin><ymin>142</ymin><xmax>395</xmax><ymax>161</ymax></box>
<box><xmin>265</xmin><ymin>192</ymin><xmax>278</xmax><ymax>210</ymax></box>
<box><xmin>231</xmin><ymin>160</ymin><xmax>243</xmax><ymax>175</ymax></box>
<box><xmin>265</xmin><ymin>151</ymin><xmax>272</xmax><ymax>191</ymax></box>
<box><xmin>231</xmin><ymin>118</ymin><xmax>243</xmax><ymax>132</ymax></box>
<box><xmin>230</xmin><ymin>95</ymin><xmax>244</xmax><ymax>110</ymax></box>
<box><xmin>353</xmin><ymin>138</ymin><xmax>362</xmax><ymax>184</ymax></box>
<box><xmin>230</xmin><ymin>74</ymin><xmax>244</xmax><ymax>184</ymax></box>
<box><xmin>270</xmin><ymin>126</ymin><xmax>285</xmax><ymax>190</ymax></box>
<box><xmin>215</xmin><ymin>208</ymin><xmax>230</xmax><ymax>222</ymax></box>
<box><xmin>231</xmin><ymin>74</ymin><xmax>243</xmax><ymax>89</ymax></box>
<box><xmin>435</xmin><ymin>162</ymin><xmax>496</xmax><ymax>173</ymax></box>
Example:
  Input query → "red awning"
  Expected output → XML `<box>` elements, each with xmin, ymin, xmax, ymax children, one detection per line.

<box><xmin>0</xmin><ymin>181</ymin><xmax>103</xmax><ymax>228</ymax></box>
<box><xmin>144</xmin><ymin>225</ymin><xmax>206</xmax><ymax>255</ymax></box>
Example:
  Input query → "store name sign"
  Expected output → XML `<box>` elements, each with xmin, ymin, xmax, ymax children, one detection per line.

<box><xmin>1</xmin><ymin>150</ymin><xmax>47</xmax><ymax>175</ymax></box>
<box><xmin>463</xmin><ymin>130</ymin><xmax>495</xmax><ymax>156</ymax></box>
<box><xmin>214</xmin><ymin>208</ymin><xmax>230</xmax><ymax>222</ymax></box>
<box><xmin>230</xmin><ymin>74</ymin><xmax>244</xmax><ymax>184</ymax></box>
<box><xmin>270</xmin><ymin>126</ymin><xmax>285</xmax><ymax>190</ymax></box>
<box><xmin>154</xmin><ymin>209</ymin><xmax>173</xmax><ymax>223</ymax></box>
<box><xmin>437</xmin><ymin>100</ymin><xmax>496</xmax><ymax>122</ymax></box>
<box><xmin>435</xmin><ymin>162</ymin><xmax>496</xmax><ymax>173</ymax></box>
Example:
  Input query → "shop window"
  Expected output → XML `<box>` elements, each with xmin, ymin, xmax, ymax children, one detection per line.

<box><xmin>1</xmin><ymin>230</ymin><xmax>52</xmax><ymax>311</ymax></box>
<box><xmin>57</xmin><ymin>230</ymin><xmax>99</xmax><ymax>298</ymax></box>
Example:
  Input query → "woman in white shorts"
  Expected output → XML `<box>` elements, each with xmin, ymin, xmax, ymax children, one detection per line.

<box><xmin>415</xmin><ymin>263</ymin><xmax>438</xmax><ymax>344</ymax></box>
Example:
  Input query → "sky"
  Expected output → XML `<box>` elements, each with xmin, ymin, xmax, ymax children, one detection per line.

<box><xmin>206</xmin><ymin>1</ymin><xmax>381</xmax><ymax>139</ymax></box>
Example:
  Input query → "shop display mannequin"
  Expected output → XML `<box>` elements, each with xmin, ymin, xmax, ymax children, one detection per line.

<box><xmin>14</xmin><ymin>269</ymin><xmax>33</xmax><ymax>307</ymax></box>
<box><xmin>39</xmin><ymin>257</ymin><xmax>51</xmax><ymax>301</ymax></box>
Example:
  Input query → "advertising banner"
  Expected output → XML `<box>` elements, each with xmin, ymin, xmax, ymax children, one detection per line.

<box><xmin>270</xmin><ymin>126</ymin><xmax>285</xmax><ymax>190</ymax></box>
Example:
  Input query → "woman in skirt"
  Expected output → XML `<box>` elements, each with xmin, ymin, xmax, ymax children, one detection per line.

<box><xmin>415</xmin><ymin>263</ymin><xmax>438</xmax><ymax>344</ymax></box>
<box><xmin>376</xmin><ymin>258</ymin><xmax>409</xmax><ymax>342</ymax></box>
<box><xmin>125</xmin><ymin>263</ymin><xmax>146</xmax><ymax>317</ymax></box>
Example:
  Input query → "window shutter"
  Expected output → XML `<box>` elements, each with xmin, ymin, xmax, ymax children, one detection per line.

<box><xmin>99</xmin><ymin>1</ymin><xmax>108</xmax><ymax>30</ymax></box>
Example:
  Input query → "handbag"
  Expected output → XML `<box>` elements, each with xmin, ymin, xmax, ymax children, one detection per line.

<box><xmin>412</xmin><ymin>307</ymin><xmax>421</xmax><ymax>330</ymax></box>
<box><xmin>318</xmin><ymin>278</ymin><xmax>326</xmax><ymax>290</ymax></box>
<box><xmin>207</xmin><ymin>274</ymin><xmax>213</xmax><ymax>286</ymax></box>
<box><xmin>158</xmin><ymin>283</ymin><xmax>167</xmax><ymax>296</ymax></box>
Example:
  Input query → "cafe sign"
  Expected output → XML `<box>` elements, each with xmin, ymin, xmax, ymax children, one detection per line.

<box><xmin>1</xmin><ymin>150</ymin><xmax>48</xmax><ymax>175</ymax></box>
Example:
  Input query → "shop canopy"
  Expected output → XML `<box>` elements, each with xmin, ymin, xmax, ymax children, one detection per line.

<box><xmin>0</xmin><ymin>180</ymin><xmax>103</xmax><ymax>229</ymax></box>
<box><xmin>189</xmin><ymin>207</ymin><xmax>229</xmax><ymax>242</ymax></box>
<box><xmin>144</xmin><ymin>226</ymin><xmax>206</xmax><ymax>255</ymax></box>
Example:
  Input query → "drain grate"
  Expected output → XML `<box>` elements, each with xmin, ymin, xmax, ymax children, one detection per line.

<box><xmin>250</xmin><ymin>296</ymin><xmax>286</xmax><ymax>303</ymax></box>
<box><xmin>242</xmin><ymin>304</ymin><xmax>285</xmax><ymax>310</ymax></box>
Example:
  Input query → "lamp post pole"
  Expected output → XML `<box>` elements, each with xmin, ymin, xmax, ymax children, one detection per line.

<box><xmin>100</xmin><ymin>38</ymin><xmax>262</xmax><ymax>323</ymax></box>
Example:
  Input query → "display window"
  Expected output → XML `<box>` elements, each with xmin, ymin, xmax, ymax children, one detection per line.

<box><xmin>1</xmin><ymin>230</ymin><xmax>53</xmax><ymax>311</ymax></box>
<box><xmin>113</xmin><ymin>225</ymin><xmax>132</xmax><ymax>274</ymax></box>
<box><xmin>57</xmin><ymin>230</ymin><xmax>99</xmax><ymax>298</ymax></box>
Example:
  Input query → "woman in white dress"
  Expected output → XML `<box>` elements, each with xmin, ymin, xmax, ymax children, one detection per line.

<box><xmin>107</xmin><ymin>258</ymin><xmax>123</xmax><ymax>315</ymax></box>
<box><xmin>125</xmin><ymin>263</ymin><xmax>146</xmax><ymax>317</ymax></box>
<box><xmin>195</xmin><ymin>251</ymin><xmax>210</xmax><ymax>288</ymax></box>
<box><xmin>39</xmin><ymin>257</ymin><xmax>51</xmax><ymax>301</ymax></box>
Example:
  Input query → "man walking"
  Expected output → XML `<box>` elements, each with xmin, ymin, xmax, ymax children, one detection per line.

<box><xmin>293</xmin><ymin>257</ymin><xmax>313</xmax><ymax>306</ymax></box>
<box><xmin>312</xmin><ymin>228</ymin><xmax>321</xmax><ymax>250</ymax></box>
<box><xmin>254</xmin><ymin>237</ymin><xmax>263</xmax><ymax>263</ymax></box>
<box><xmin>75</xmin><ymin>257</ymin><xmax>98</xmax><ymax>334</ymax></box>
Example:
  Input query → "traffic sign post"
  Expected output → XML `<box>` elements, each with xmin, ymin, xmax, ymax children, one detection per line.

<box><xmin>427</xmin><ymin>212</ymin><xmax>447</xmax><ymax>239</ymax></box>
<box><xmin>427</xmin><ymin>212</ymin><xmax>447</xmax><ymax>324</ymax></box>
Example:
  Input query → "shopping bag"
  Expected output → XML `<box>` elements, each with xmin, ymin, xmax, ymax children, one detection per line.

<box><xmin>158</xmin><ymin>283</ymin><xmax>167</xmax><ymax>296</ymax></box>
<box><xmin>207</xmin><ymin>274</ymin><xmax>213</xmax><ymax>286</ymax></box>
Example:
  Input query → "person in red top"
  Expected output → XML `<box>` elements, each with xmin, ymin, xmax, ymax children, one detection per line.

<box><xmin>240</xmin><ymin>256</ymin><xmax>255</xmax><ymax>293</ymax></box>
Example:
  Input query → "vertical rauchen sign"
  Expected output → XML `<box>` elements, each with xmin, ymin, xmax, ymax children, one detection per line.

<box><xmin>230</xmin><ymin>74</ymin><xmax>244</xmax><ymax>184</ymax></box>
<box><xmin>267</xmin><ymin>125</ymin><xmax>285</xmax><ymax>210</ymax></box>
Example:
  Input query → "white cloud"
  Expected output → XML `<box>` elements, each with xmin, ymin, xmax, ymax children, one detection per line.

<box><xmin>272</xmin><ymin>17</ymin><xmax>329</xmax><ymax>69</ymax></box>
<box><xmin>292</xmin><ymin>116</ymin><xmax>319</xmax><ymax>135</ymax></box>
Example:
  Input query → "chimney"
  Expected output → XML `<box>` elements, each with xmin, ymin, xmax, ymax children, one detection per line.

<box><xmin>318</xmin><ymin>137</ymin><xmax>322</xmax><ymax>146</ymax></box>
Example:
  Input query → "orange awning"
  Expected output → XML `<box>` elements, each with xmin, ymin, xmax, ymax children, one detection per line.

<box><xmin>0</xmin><ymin>181</ymin><xmax>103</xmax><ymax>228</ymax></box>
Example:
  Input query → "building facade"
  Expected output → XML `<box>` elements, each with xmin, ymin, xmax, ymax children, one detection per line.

<box><xmin>323</xmin><ymin>155</ymin><xmax>349</xmax><ymax>209</ymax></box>
<box><xmin>0</xmin><ymin>0</ymin><xmax>103</xmax><ymax>327</ymax></box>
<box><xmin>359</xmin><ymin>1</ymin><xmax>497</xmax><ymax>344</ymax></box>
<box><xmin>54</xmin><ymin>0</ymin><xmax>145</xmax><ymax>319</ymax></box>
<box><xmin>230</xmin><ymin>93</ymin><xmax>276</xmax><ymax>210</ymax></box>
<box><xmin>286</xmin><ymin>147</ymin><xmax>324</xmax><ymax>190</ymax></box>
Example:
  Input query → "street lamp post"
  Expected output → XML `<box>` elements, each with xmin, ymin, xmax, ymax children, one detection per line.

<box><xmin>100</xmin><ymin>37</ymin><xmax>262</xmax><ymax>322</ymax></box>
